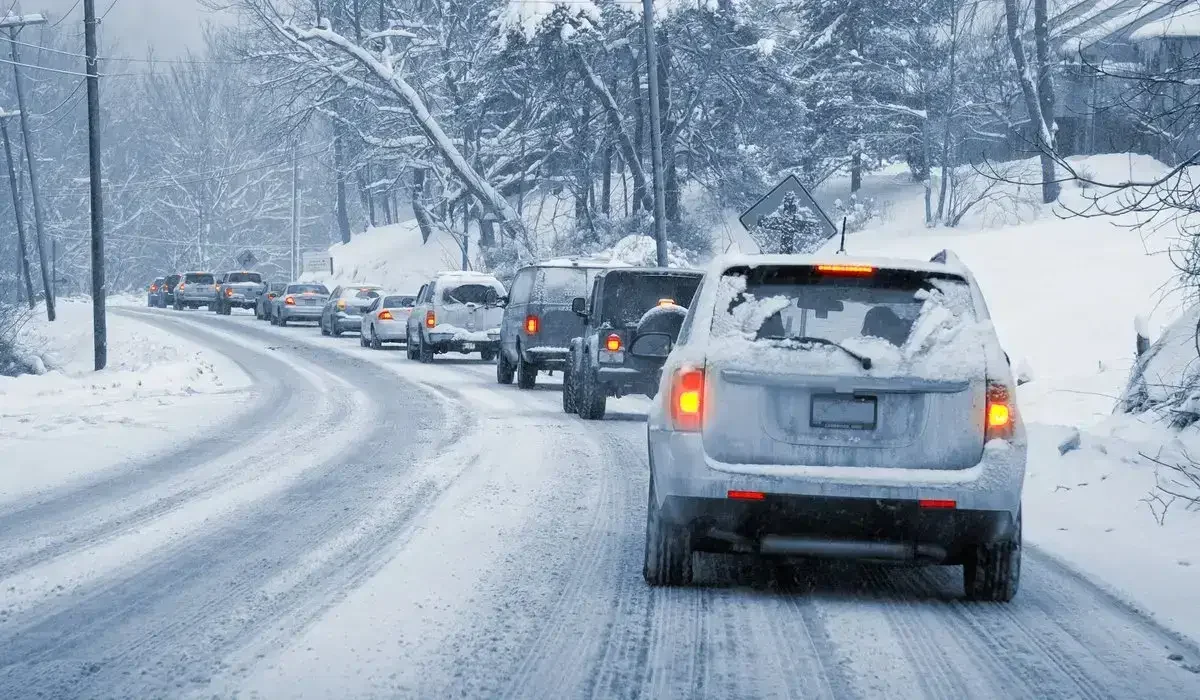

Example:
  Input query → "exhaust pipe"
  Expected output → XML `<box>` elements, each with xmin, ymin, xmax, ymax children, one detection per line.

<box><xmin>759</xmin><ymin>535</ymin><xmax>946</xmax><ymax>562</ymax></box>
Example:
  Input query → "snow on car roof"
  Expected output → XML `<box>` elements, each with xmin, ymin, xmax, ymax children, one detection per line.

<box><xmin>533</xmin><ymin>257</ymin><xmax>628</xmax><ymax>269</ymax></box>
<box><xmin>706</xmin><ymin>251</ymin><xmax>969</xmax><ymax>277</ymax></box>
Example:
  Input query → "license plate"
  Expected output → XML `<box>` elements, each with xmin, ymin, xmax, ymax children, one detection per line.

<box><xmin>462</xmin><ymin>343</ymin><xmax>475</xmax><ymax>351</ymax></box>
<box><xmin>810</xmin><ymin>395</ymin><xmax>877</xmax><ymax>430</ymax></box>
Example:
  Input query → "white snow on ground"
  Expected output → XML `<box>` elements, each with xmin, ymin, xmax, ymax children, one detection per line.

<box><xmin>0</xmin><ymin>298</ymin><xmax>251</xmax><ymax>505</ymax></box>
<box><xmin>803</xmin><ymin>153</ymin><xmax>1200</xmax><ymax>642</ymax></box>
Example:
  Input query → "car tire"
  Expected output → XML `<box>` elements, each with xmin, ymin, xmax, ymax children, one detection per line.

<box><xmin>406</xmin><ymin>331</ymin><xmax>417</xmax><ymax>360</ymax></box>
<box><xmin>330</xmin><ymin>319</ymin><xmax>342</xmax><ymax>337</ymax></box>
<box><xmin>578</xmin><ymin>361</ymin><xmax>607</xmax><ymax>420</ymax></box>
<box><xmin>963</xmin><ymin>512</ymin><xmax>1021</xmax><ymax>602</ymax></box>
<box><xmin>278</xmin><ymin>315</ymin><xmax>288</xmax><ymax>327</ymax></box>
<box><xmin>320</xmin><ymin>315</ymin><xmax>330</xmax><ymax>336</ymax></box>
<box><xmin>371</xmin><ymin>328</ymin><xmax>384</xmax><ymax>350</ymax></box>
<box><xmin>496</xmin><ymin>349</ymin><xmax>515</xmax><ymax>384</ymax></box>
<box><xmin>480</xmin><ymin>348</ymin><xmax>495</xmax><ymax>362</ymax></box>
<box><xmin>360</xmin><ymin>332</ymin><xmax>370</xmax><ymax>347</ymax></box>
<box><xmin>643</xmin><ymin>476</ymin><xmax>693</xmax><ymax>587</ymax></box>
<box><xmin>516</xmin><ymin>353</ymin><xmax>537</xmax><ymax>389</ymax></box>
<box><xmin>562</xmin><ymin>360</ymin><xmax>577</xmax><ymax>414</ymax></box>
<box><xmin>418</xmin><ymin>333</ymin><xmax>433</xmax><ymax>363</ymax></box>
<box><xmin>270</xmin><ymin>312</ymin><xmax>278</xmax><ymax>326</ymax></box>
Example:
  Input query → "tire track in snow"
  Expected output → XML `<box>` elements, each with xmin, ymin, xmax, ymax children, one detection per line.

<box><xmin>0</xmin><ymin>312</ymin><xmax>454</xmax><ymax>699</ymax></box>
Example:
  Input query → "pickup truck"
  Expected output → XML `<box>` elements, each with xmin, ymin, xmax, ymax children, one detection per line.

<box><xmin>213</xmin><ymin>271</ymin><xmax>267</xmax><ymax>315</ymax></box>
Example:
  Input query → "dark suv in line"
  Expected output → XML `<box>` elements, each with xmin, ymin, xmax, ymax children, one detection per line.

<box><xmin>564</xmin><ymin>267</ymin><xmax>703</xmax><ymax>419</ymax></box>
<box><xmin>497</xmin><ymin>259</ymin><xmax>611</xmax><ymax>389</ymax></box>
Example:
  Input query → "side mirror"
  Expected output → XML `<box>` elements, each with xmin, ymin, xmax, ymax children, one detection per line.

<box><xmin>629</xmin><ymin>332</ymin><xmax>674</xmax><ymax>360</ymax></box>
<box><xmin>571</xmin><ymin>297</ymin><xmax>587</xmax><ymax>317</ymax></box>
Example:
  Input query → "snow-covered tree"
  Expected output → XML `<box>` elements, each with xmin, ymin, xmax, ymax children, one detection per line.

<box><xmin>750</xmin><ymin>192</ymin><xmax>828</xmax><ymax>255</ymax></box>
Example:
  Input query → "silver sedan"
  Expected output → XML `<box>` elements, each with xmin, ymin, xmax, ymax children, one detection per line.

<box><xmin>269</xmin><ymin>283</ymin><xmax>330</xmax><ymax>326</ymax></box>
<box><xmin>360</xmin><ymin>293</ymin><xmax>418</xmax><ymax>349</ymax></box>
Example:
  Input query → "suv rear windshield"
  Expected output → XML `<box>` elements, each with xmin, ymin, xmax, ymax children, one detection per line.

<box><xmin>712</xmin><ymin>265</ymin><xmax>980</xmax><ymax>376</ymax></box>
<box><xmin>288</xmin><ymin>284</ymin><xmax>328</xmax><ymax>294</ymax></box>
<box><xmin>226</xmin><ymin>272</ymin><xmax>262</xmax><ymax>284</ymax></box>
<box><xmin>599</xmin><ymin>273</ymin><xmax>702</xmax><ymax>326</ymax></box>
<box><xmin>538</xmin><ymin>267</ymin><xmax>597</xmax><ymax>304</ymax></box>
<box><xmin>185</xmin><ymin>273</ymin><xmax>214</xmax><ymax>284</ymax></box>
<box><xmin>442</xmin><ymin>283</ymin><xmax>500</xmax><ymax>305</ymax></box>
<box><xmin>383</xmin><ymin>295</ymin><xmax>416</xmax><ymax>308</ymax></box>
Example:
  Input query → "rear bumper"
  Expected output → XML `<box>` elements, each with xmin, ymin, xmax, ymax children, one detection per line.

<box><xmin>222</xmin><ymin>295</ymin><xmax>257</xmax><ymax>308</ymax></box>
<box><xmin>427</xmin><ymin>332</ymin><xmax>499</xmax><ymax>353</ymax></box>
<box><xmin>176</xmin><ymin>292</ymin><xmax>216</xmax><ymax>305</ymax></box>
<box><xmin>370</xmin><ymin>321</ymin><xmax>407</xmax><ymax>341</ymax></box>
<box><xmin>597</xmin><ymin>366</ymin><xmax>657</xmax><ymax>395</ymax></box>
<box><xmin>280</xmin><ymin>307</ymin><xmax>322</xmax><ymax>321</ymax></box>
<box><xmin>523</xmin><ymin>346</ymin><xmax>570</xmax><ymax>368</ymax></box>
<box><xmin>659</xmin><ymin>492</ymin><xmax>1016</xmax><ymax>563</ymax></box>
<box><xmin>334</xmin><ymin>313</ymin><xmax>364</xmax><ymax>332</ymax></box>
<box><xmin>650</xmin><ymin>431</ymin><xmax>1024</xmax><ymax>518</ymax></box>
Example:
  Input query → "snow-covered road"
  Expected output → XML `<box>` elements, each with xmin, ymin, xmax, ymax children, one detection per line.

<box><xmin>1</xmin><ymin>308</ymin><xmax>1197</xmax><ymax>699</ymax></box>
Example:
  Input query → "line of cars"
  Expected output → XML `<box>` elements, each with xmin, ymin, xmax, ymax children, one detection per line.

<box><xmin>145</xmin><ymin>250</ymin><xmax>1025</xmax><ymax>600</ymax></box>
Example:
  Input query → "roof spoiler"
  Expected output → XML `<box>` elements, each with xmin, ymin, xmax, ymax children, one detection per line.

<box><xmin>930</xmin><ymin>249</ymin><xmax>964</xmax><ymax>268</ymax></box>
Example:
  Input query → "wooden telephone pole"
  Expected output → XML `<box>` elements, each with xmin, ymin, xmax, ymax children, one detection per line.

<box><xmin>0</xmin><ymin>10</ymin><xmax>53</xmax><ymax>320</ymax></box>
<box><xmin>83</xmin><ymin>0</ymin><xmax>106</xmax><ymax>370</ymax></box>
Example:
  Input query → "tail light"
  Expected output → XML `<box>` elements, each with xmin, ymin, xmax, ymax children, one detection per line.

<box><xmin>178</xmin><ymin>282</ymin><xmax>186</xmax><ymax>290</ymax></box>
<box><xmin>425</xmin><ymin>311</ymin><xmax>436</xmax><ymax>328</ymax></box>
<box><xmin>379</xmin><ymin>309</ymin><xmax>394</xmax><ymax>320</ymax></box>
<box><xmin>670</xmin><ymin>367</ymin><xmax>705</xmax><ymax>432</ymax></box>
<box><xmin>985</xmin><ymin>382</ymin><xmax>1014</xmax><ymax>441</ymax></box>
<box><xmin>268</xmin><ymin>293</ymin><xmax>278</xmax><ymax>299</ymax></box>
<box><xmin>337</xmin><ymin>299</ymin><xmax>347</xmax><ymax>311</ymax></box>
<box><xmin>150</xmin><ymin>284</ymin><xmax>158</xmax><ymax>292</ymax></box>
<box><xmin>225</xmin><ymin>288</ymin><xmax>234</xmax><ymax>297</ymax></box>
<box><xmin>728</xmin><ymin>490</ymin><xmax>765</xmax><ymax>501</ymax></box>
<box><xmin>212</xmin><ymin>284</ymin><xmax>219</xmax><ymax>291</ymax></box>
<box><xmin>605</xmin><ymin>333</ymin><xmax>622</xmax><ymax>352</ymax></box>
<box><xmin>524</xmin><ymin>315</ymin><xmax>539</xmax><ymax>334</ymax></box>
<box><xmin>285</xmin><ymin>296</ymin><xmax>296</xmax><ymax>306</ymax></box>
<box><xmin>816</xmin><ymin>264</ymin><xmax>875</xmax><ymax>277</ymax></box>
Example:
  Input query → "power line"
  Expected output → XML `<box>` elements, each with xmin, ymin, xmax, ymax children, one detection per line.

<box><xmin>0</xmin><ymin>35</ymin><xmax>244</xmax><ymax>66</ymax></box>
<box><xmin>38</xmin><ymin>146</ymin><xmax>333</xmax><ymax>199</ymax></box>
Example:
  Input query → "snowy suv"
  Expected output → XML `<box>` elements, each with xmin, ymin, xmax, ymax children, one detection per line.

<box><xmin>406</xmin><ymin>271</ymin><xmax>506</xmax><ymax>363</ymax></box>
<box><xmin>642</xmin><ymin>251</ymin><xmax>1025</xmax><ymax>601</ymax></box>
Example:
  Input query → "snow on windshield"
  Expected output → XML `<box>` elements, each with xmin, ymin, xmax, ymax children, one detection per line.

<box><xmin>442</xmin><ymin>283</ymin><xmax>502</xmax><ymax>305</ymax></box>
<box><xmin>710</xmin><ymin>267</ymin><xmax>988</xmax><ymax>380</ymax></box>
<box><xmin>536</xmin><ymin>267</ymin><xmax>592</xmax><ymax>305</ymax></box>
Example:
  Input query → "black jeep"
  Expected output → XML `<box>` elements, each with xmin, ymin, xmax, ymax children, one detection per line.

<box><xmin>564</xmin><ymin>267</ymin><xmax>703</xmax><ymax>419</ymax></box>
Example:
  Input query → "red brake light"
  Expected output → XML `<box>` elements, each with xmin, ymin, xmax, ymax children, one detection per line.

<box><xmin>670</xmin><ymin>367</ymin><xmax>705</xmax><ymax>432</ymax></box>
<box><xmin>425</xmin><ymin>311</ymin><xmax>436</xmax><ymax>329</ymax></box>
<box><xmin>225</xmin><ymin>287</ymin><xmax>234</xmax><ymax>297</ymax></box>
<box><xmin>379</xmin><ymin>309</ymin><xmax>394</xmax><ymax>321</ymax></box>
<box><xmin>268</xmin><ymin>293</ymin><xmax>278</xmax><ymax>299</ymax></box>
<box><xmin>150</xmin><ymin>284</ymin><xmax>158</xmax><ymax>291</ymax></box>
<box><xmin>605</xmin><ymin>333</ymin><xmax>622</xmax><ymax>352</ymax></box>
<box><xmin>284</xmin><ymin>296</ymin><xmax>296</xmax><ymax>305</ymax></box>
<box><xmin>919</xmin><ymin>499</ymin><xmax>956</xmax><ymax>509</ymax></box>
<box><xmin>816</xmin><ymin>264</ymin><xmax>875</xmax><ymax>276</ymax></box>
<box><xmin>728</xmin><ymin>490</ymin><xmax>765</xmax><ymax>501</ymax></box>
<box><xmin>525</xmin><ymin>315</ymin><xmax>539</xmax><ymax>334</ymax></box>
<box><xmin>178</xmin><ymin>282</ymin><xmax>186</xmax><ymax>290</ymax></box>
<box><xmin>985</xmin><ymin>383</ymin><xmax>1014</xmax><ymax>440</ymax></box>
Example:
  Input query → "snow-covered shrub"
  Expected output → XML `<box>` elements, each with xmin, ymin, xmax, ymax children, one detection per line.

<box><xmin>832</xmin><ymin>194</ymin><xmax>880</xmax><ymax>234</ymax></box>
<box><xmin>0</xmin><ymin>302</ymin><xmax>34</xmax><ymax>377</ymax></box>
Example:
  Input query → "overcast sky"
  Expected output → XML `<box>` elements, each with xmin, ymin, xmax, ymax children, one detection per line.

<box><xmin>31</xmin><ymin>0</ymin><xmax>231</xmax><ymax>58</ymax></box>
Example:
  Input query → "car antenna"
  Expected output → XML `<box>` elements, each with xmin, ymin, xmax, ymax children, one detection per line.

<box><xmin>836</xmin><ymin>216</ymin><xmax>848</xmax><ymax>255</ymax></box>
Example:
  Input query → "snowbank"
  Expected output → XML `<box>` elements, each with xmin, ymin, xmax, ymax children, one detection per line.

<box><xmin>304</xmin><ymin>220</ymin><xmax>467</xmax><ymax>294</ymax></box>
<box><xmin>0</xmin><ymin>299</ymin><xmax>251</xmax><ymax>504</ymax></box>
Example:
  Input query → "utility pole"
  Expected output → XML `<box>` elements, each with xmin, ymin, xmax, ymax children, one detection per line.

<box><xmin>83</xmin><ymin>0</ymin><xmax>106</xmax><ymax>370</ymax></box>
<box><xmin>0</xmin><ymin>111</ymin><xmax>33</xmax><ymax>308</ymax></box>
<box><xmin>291</xmin><ymin>142</ymin><xmax>299</xmax><ymax>280</ymax></box>
<box><xmin>1</xmin><ymin>10</ymin><xmax>53</xmax><ymax>319</ymax></box>
<box><xmin>639</xmin><ymin>0</ymin><xmax>668</xmax><ymax>267</ymax></box>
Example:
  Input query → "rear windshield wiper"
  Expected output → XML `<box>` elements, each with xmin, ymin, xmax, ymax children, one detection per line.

<box><xmin>761</xmin><ymin>335</ymin><xmax>873</xmax><ymax>370</ymax></box>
